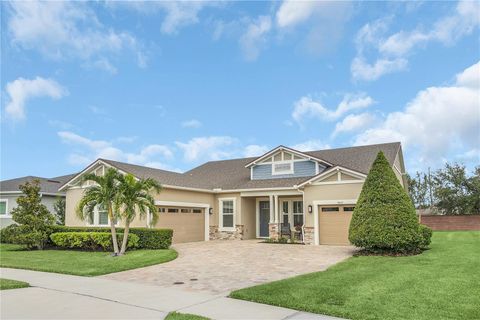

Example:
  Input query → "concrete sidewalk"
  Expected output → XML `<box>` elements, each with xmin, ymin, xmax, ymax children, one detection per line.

<box><xmin>0</xmin><ymin>268</ymin><xmax>343</xmax><ymax>320</ymax></box>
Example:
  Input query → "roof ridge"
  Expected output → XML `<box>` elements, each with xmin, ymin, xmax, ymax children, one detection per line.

<box><xmin>100</xmin><ymin>158</ymin><xmax>184</xmax><ymax>176</ymax></box>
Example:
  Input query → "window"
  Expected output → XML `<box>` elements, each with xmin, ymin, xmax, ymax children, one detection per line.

<box><xmin>192</xmin><ymin>209</ymin><xmax>202</xmax><ymax>213</ymax></box>
<box><xmin>86</xmin><ymin>204</ymin><xmax>112</xmax><ymax>226</ymax></box>
<box><xmin>168</xmin><ymin>208</ymin><xmax>179</xmax><ymax>213</ymax></box>
<box><xmin>293</xmin><ymin>201</ymin><xmax>303</xmax><ymax>227</ymax></box>
<box><xmin>272</xmin><ymin>162</ymin><xmax>293</xmax><ymax>175</ymax></box>
<box><xmin>322</xmin><ymin>207</ymin><xmax>340</xmax><ymax>212</ymax></box>
<box><xmin>220</xmin><ymin>199</ymin><xmax>235</xmax><ymax>230</ymax></box>
<box><xmin>282</xmin><ymin>201</ymin><xmax>289</xmax><ymax>225</ymax></box>
<box><xmin>343</xmin><ymin>207</ymin><xmax>355</xmax><ymax>212</ymax></box>
<box><xmin>158</xmin><ymin>207</ymin><xmax>166</xmax><ymax>213</ymax></box>
<box><xmin>0</xmin><ymin>200</ymin><xmax>7</xmax><ymax>216</ymax></box>
<box><xmin>98</xmin><ymin>205</ymin><xmax>109</xmax><ymax>226</ymax></box>
<box><xmin>181</xmin><ymin>208</ymin><xmax>192</xmax><ymax>213</ymax></box>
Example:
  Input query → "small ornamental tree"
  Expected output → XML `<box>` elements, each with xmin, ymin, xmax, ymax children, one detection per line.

<box><xmin>11</xmin><ymin>179</ymin><xmax>56</xmax><ymax>249</ymax></box>
<box><xmin>53</xmin><ymin>198</ymin><xmax>66</xmax><ymax>225</ymax></box>
<box><xmin>349</xmin><ymin>151</ymin><xmax>431</xmax><ymax>254</ymax></box>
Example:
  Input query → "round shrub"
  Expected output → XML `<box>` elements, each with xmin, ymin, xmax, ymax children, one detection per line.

<box><xmin>349</xmin><ymin>151</ymin><xmax>429</xmax><ymax>254</ymax></box>
<box><xmin>0</xmin><ymin>224</ymin><xmax>20</xmax><ymax>244</ymax></box>
<box><xmin>50</xmin><ymin>232</ymin><xmax>139</xmax><ymax>251</ymax></box>
<box><xmin>418</xmin><ymin>224</ymin><xmax>433</xmax><ymax>249</ymax></box>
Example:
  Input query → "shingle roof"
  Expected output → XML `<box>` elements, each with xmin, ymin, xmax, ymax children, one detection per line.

<box><xmin>305</xmin><ymin>142</ymin><xmax>401</xmax><ymax>175</ymax></box>
<box><xmin>64</xmin><ymin>142</ymin><xmax>402</xmax><ymax>192</ymax></box>
<box><xmin>0</xmin><ymin>173</ymin><xmax>77</xmax><ymax>194</ymax></box>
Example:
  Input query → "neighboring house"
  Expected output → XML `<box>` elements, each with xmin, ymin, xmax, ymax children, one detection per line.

<box><xmin>0</xmin><ymin>174</ymin><xmax>76</xmax><ymax>228</ymax></box>
<box><xmin>61</xmin><ymin>142</ymin><xmax>407</xmax><ymax>245</ymax></box>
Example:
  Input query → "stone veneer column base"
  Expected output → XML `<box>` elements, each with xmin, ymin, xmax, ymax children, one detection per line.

<box><xmin>268</xmin><ymin>223</ymin><xmax>279</xmax><ymax>240</ymax></box>
<box><xmin>209</xmin><ymin>225</ymin><xmax>244</xmax><ymax>240</ymax></box>
<box><xmin>303</xmin><ymin>227</ymin><xmax>315</xmax><ymax>245</ymax></box>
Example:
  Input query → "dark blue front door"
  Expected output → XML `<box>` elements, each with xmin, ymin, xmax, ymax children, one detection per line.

<box><xmin>259</xmin><ymin>201</ymin><xmax>270</xmax><ymax>237</ymax></box>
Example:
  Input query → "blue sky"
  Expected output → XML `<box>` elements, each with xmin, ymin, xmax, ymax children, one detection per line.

<box><xmin>1</xmin><ymin>1</ymin><xmax>479</xmax><ymax>180</ymax></box>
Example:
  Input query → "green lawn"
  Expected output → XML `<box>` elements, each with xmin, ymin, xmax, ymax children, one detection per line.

<box><xmin>165</xmin><ymin>312</ymin><xmax>210</xmax><ymax>320</ymax></box>
<box><xmin>0</xmin><ymin>278</ymin><xmax>29</xmax><ymax>290</ymax></box>
<box><xmin>0</xmin><ymin>244</ymin><xmax>177</xmax><ymax>276</ymax></box>
<box><xmin>231</xmin><ymin>231</ymin><xmax>480</xmax><ymax>320</ymax></box>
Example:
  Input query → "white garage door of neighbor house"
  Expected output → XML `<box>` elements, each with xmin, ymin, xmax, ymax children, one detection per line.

<box><xmin>157</xmin><ymin>206</ymin><xmax>205</xmax><ymax>243</ymax></box>
<box><xmin>318</xmin><ymin>205</ymin><xmax>355</xmax><ymax>245</ymax></box>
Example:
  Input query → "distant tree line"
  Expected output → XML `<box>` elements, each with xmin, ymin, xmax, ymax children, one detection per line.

<box><xmin>407</xmin><ymin>163</ymin><xmax>480</xmax><ymax>215</ymax></box>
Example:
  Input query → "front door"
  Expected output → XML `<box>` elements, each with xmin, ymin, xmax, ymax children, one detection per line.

<box><xmin>259</xmin><ymin>201</ymin><xmax>270</xmax><ymax>237</ymax></box>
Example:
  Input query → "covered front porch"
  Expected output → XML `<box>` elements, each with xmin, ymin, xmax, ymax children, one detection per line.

<box><xmin>240</xmin><ymin>190</ymin><xmax>305</xmax><ymax>241</ymax></box>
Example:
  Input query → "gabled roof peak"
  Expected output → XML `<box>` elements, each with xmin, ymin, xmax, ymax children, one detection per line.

<box><xmin>244</xmin><ymin>145</ymin><xmax>332</xmax><ymax>168</ymax></box>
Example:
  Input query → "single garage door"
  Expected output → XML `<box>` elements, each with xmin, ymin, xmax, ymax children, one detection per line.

<box><xmin>157</xmin><ymin>206</ymin><xmax>205</xmax><ymax>243</ymax></box>
<box><xmin>318</xmin><ymin>205</ymin><xmax>355</xmax><ymax>245</ymax></box>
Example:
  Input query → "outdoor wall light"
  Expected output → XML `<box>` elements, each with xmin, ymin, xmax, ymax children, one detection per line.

<box><xmin>308</xmin><ymin>205</ymin><xmax>313</xmax><ymax>213</ymax></box>
<box><xmin>209</xmin><ymin>208</ymin><xmax>213</xmax><ymax>215</ymax></box>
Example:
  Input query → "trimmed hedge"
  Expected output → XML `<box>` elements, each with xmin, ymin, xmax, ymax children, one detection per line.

<box><xmin>50</xmin><ymin>232</ymin><xmax>139</xmax><ymax>251</ymax></box>
<box><xmin>48</xmin><ymin>226</ymin><xmax>173</xmax><ymax>249</ymax></box>
<box><xmin>349</xmin><ymin>151</ymin><xmax>432</xmax><ymax>254</ymax></box>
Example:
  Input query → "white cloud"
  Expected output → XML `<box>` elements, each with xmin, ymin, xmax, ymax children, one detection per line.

<box><xmin>239</xmin><ymin>15</ymin><xmax>272</xmax><ymax>61</ymax></box>
<box><xmin>58</xmin><ymin>131</ymin><xmax>173</xmax><ymax>167</ymax></box>
<box><xmin>7</xmin><ymin>1</ymin><xmax>145</xmax><ymax>70</ymax></box>
<box><xmin>354</xmin><ymin>61</ymin><xmax>480</xmax><ymax>164</ymax></box>
<box><xmin>181</xmin><ymin>119</ymin><xmax>202</xmax><ymax>128</ymax></box>
<box><xmin>244</xmin><ymin>144</ymin><xmax>270</xmax><ymax>157</ymax></box>
<box><xmin>351</xmin><ymin>57</ymin><xmax>407</xmax><ymax>82</ymax></box>
<box><xmin>276</xmin><ymin>1</ymin><xmax>352</xmax><ymax>56</ymax></box>
<box><xmin>332</xmin><ymin>113</ymin><xmax>376</xmax><ymax>137</ymax></box>
<box><xmin>4</xmin><ymin>76</ymin><xmax>68</xmax><ymax>120</ymax></box>
<box><xmin>276</xmin><ymin>1</ymin><xmax>318</xmax><ymax>28</ymax></box>
<box><xmin>291</xmin><ymin>140</ymin><xmax>330</xmax><ymax>152</ymax></box>
<box><xmin>352</xmin><ymin>1</ymin><xmax>480</xmax><ymax>81</ymax></box>
<box><xmin>292</xmin><ymin>93</ymin><xmax>374</xmax><ymax>125</ymax></box>
<box><xmin>176</xmin><ymin>136</ymin><xmax>237</xmax><ymax>162</ymax></box>
<box><xmin>109</xmin><ymin>1</ymin><xmax>218</xmax><ymax>35</ymax></box>
<box><xmin>91</xmin><ymin>58</ymin><xmax>118</xmax><ymax>75</ymax></box>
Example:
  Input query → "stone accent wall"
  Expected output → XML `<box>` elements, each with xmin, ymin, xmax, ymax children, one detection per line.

<box><xmin>303</xmin><ymin>227</ymin><xmax>315</xmax><ymax>245</ymax></box>
<box><xmin>209</xmin><ymin>225</ymin><xmax>244</xmax><ymax>240</ymax></box>
<box><xmin>268</xmin><ymin>223</ymin><xmax>279</xmax><ymax>240</ymax></box>
<box><xmin>420</xmin><ymin>215</ymin><xmax>480</xmax><ymax>231</ymax></box>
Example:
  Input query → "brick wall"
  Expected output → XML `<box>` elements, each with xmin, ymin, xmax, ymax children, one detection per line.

<box><xmin>419</xmin><ymin>215</ymin><xmax>480</xmax><ymax>231</ymax></box>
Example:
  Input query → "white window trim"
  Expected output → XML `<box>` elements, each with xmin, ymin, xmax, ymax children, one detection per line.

<box><xmin>0</xmin><ymin>199</ymin><xmax>10</xmax><ymax>218</ymax></box>
<box><xmin>86</xmin><ymin>205</ymin><xmax>117</xmax><ymax>227</ymax></box>
<box><xmin>219</xmin><ymin>197</ymin><xmax>236</xmax><ymax>232</ymax></box>
<box><xmin>292</xmin><ymin>200</ymin><xmax>304</xmax><ymax>227</ymax></box>
<box><xmin>272</xmin><ymin>161</ymin><xmax>294</xmax><ymax>175</ymax></box>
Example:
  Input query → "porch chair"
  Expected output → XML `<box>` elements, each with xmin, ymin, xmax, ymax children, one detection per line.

<box><xmin>280</xmin><ymin>222</ymin><xmax>292</xmax><ymax>238</ymax></box>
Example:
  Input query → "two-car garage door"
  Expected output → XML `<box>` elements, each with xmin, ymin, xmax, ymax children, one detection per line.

<box><xmin>157</xmin><ymin>206</ymin><xmax>205</xmax><ymax>244</ymax></box>
<box><xmin>318</xmin><ymin>205</ymin><xmax>355</xmax><ymax>245</ymax></box>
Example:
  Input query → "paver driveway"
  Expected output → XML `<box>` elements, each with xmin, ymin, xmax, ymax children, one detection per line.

<box><xmin>102</xmin><ymin>240</ymin><xmax>355</xmax><ymax>294</ymax></box>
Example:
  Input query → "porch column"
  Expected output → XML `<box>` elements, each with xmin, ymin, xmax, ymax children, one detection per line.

<box><xmin>274</xmin><ymin>194</ymin><xmax>279</xmax><ymax>223</ymax></box>
<box><xmin>269</xmin><ymin>195</ymin><xmax>274</xmax><ymax>223</ymax></box>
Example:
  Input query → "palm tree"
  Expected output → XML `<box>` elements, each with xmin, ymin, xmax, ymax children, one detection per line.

<box><xmin>115</xmin><ymin>174</ymin><xmax>161</xmax><ymax>255</ymax></box>
<box><xmin>76</xmin><ymin>168</ymin><xmax>123</xmax><ymax>255</ymax></box>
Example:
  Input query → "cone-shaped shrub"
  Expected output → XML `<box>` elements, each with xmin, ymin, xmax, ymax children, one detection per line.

<box><xmin>349</xmin><ymin>151</ymin><xmax>430</xmax><ymax>253</ymax></box>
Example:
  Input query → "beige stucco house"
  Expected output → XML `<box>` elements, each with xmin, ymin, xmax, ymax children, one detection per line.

<box><xmin>60</xmin><ymin>142</ymin><xmax>407</xmax><ymax>245</ymax></box>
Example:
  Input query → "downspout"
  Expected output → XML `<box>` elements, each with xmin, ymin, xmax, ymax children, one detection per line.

<box><xmin>295</xmin><ymin>185</ymin><xmax>306</xmax><ymax>244</ymax></box>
